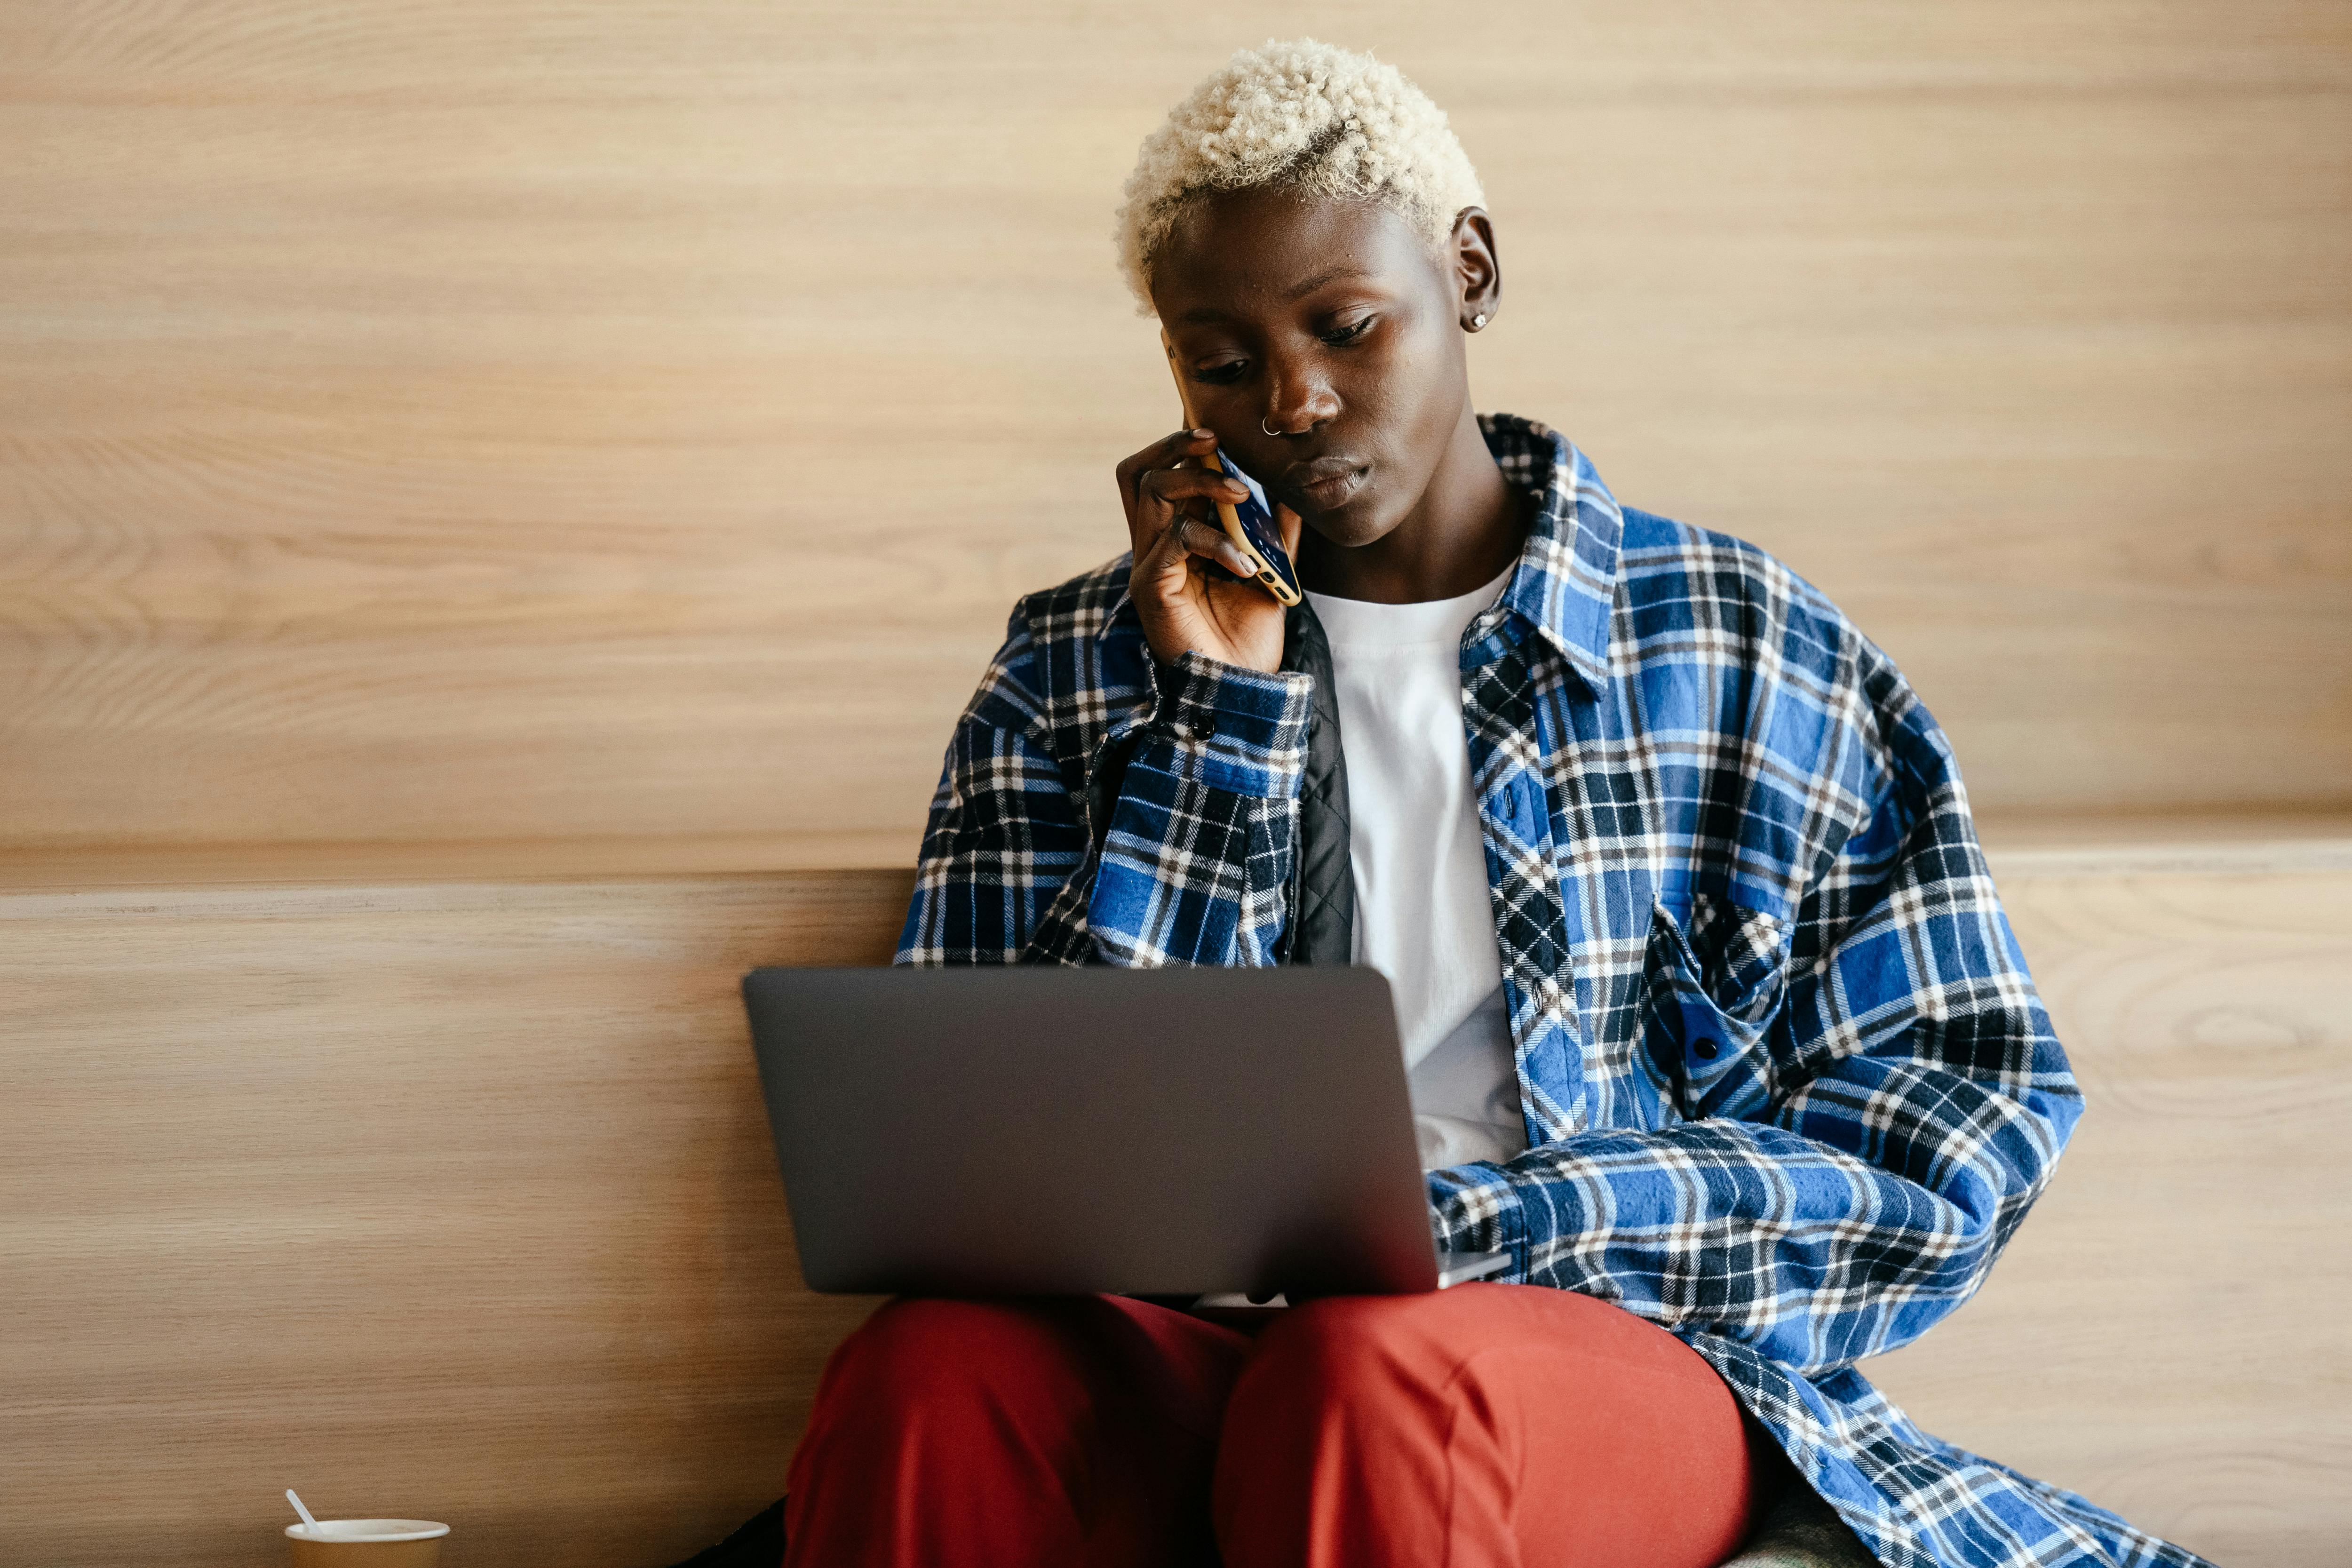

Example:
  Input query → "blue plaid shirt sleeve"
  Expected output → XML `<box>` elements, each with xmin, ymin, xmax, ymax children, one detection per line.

<box><xmin>893</xmin><ymin>608</ymin><xmax>1091</xmax><ymax>964</ymax></box>
<box><xmin>897</xmin><ymin>597</ymin><xmax>1313</xmax><ymax>967</ymax></box>
<box><xmin>1428</xmin><ymin>632</ymin><xmax>2083</xmax><ymax>1380</ymax></box>
<box><xmin>1087</xmin><ymin>650</ymin><xmax>1314</xmax><ymax>967</ymax></box>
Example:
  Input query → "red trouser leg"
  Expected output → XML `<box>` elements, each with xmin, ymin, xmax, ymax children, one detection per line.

<box><xmin>780</xmin><ymin>1295</ymin><xmax>1250</xmax><ymax>1568</ymax></box>
<box><xmin>1214</xmin><ymin>1284</ymin><xmax>1763</xmax><ymax>1568</ymax></box>
<box><xmin>782</xmin><ymin>1285</ymin><xmax>1763</xmax><ymax>1568</ymax></box>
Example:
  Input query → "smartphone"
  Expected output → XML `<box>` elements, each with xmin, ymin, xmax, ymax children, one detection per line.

<box><xmin>1160</xmin><ymin>330</ymin><xmax>1302</xmax><ymax>606</ymax></box>
<box><xmin>1214</xmin><ymin>457</ymin><xmax>1304</xmax><ymax>605</ymax></box>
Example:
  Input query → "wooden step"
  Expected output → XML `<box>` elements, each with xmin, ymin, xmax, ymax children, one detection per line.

<box><xmin>2</xmin><ymin>867</ymin><xmax>907</xmax><ymax>1567</ymax></box>
<box><xmin>2</xmin><ymin>821</ymin><xmax>2345</xmax><ymax>1565</ymax></box>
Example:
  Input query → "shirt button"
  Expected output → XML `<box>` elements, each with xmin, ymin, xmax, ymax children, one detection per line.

<box><xmin>1692</xmin><ymin>1035</ymin><xmax>1720</xmax><ymax>1060</ymax></box>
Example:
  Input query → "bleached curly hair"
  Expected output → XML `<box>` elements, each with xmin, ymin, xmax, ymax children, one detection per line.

<box><xmin>1115</xmin><ymin>39</ymin><xmax>1486</xmax><ymax>311</ymax></box>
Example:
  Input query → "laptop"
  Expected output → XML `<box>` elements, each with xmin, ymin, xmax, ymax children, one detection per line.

<box><xmin>741</xmin><ymin>966</ymin><xmax>1510</xmax><ymax>1299</ymax></box>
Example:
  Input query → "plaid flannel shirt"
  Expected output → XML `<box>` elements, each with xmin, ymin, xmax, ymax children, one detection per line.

<box><xmin>897</xmin><ymin>413</ymin><xmax>2209</xmax><ymax>1568</ymax></box>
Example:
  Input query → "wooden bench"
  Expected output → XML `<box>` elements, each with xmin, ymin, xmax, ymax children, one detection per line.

<box><xmin>4</xmin><ymin>820</ymin><xmax>2344</xmax><ymax>1565</ymax></box>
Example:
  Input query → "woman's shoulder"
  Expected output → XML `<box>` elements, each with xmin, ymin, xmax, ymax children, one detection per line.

<box><xmin>1611</xmin><ymin>501</ymin><xmax>1879</xmax><ymax>690</ymax></box>
<box><xmin>959</xmin><ymin>552</ymin><xmax>1153</xmax><ymax>751</ymax></box>
<box><xmin>1006</xmin><ymin>549</ymin><xmax>1137</xmax><ymax>646</ymax></box>
<box><xmin>1608</xmin><ymin>501</ymin><xmax>1955</xmax><ymax>802</ymax></box>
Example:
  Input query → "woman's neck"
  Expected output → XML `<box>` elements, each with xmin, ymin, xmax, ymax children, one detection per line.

<box><xmin>1295</xmin><ymin>405</ymin><xmax>1528</xmax><ymax>605</ymax></box>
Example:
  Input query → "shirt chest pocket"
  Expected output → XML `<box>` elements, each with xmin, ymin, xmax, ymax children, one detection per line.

<box><xmin>1641</xmin><ymin>891</ymin><xmax>1793</xmax><ymax>1123</ymax></box>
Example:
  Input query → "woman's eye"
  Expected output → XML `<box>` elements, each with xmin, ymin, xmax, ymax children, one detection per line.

<box><xmin>1321</xmin><ymin>316</ymin><xmax>1375</xmax><ymax>346</ymax></box>
<box><xmin>1194</xmin><ymin>361</ymin><xmax>1249</xmax><ymax>385</ymax></box>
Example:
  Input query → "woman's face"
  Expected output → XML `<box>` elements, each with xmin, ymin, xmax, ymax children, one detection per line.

<box><xmin>1149</xmin><ymin>188</ymin><xmax>1493</xmax><ymax>551</ymax></box>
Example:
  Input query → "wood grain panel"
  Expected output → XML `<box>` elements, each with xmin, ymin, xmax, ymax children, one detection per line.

<box><xmin>3</xmin><ymin>1</ymin><xmax>2347</xmax><ymax>852</ymax></box>
<box><xmin>0</xmin><ymin>869</ymin><xmax>911</xmax><ymax>1568</ymax></box>
<box><xmin>3</xmin><ymin>841</ymin><xmax>2345</xmax><ymax>1563</ymax></box>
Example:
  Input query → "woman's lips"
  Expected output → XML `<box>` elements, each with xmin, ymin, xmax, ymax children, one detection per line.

<box><xmin>1292</xmin><ymin>461</ymin><xmax>1367</xmax><ymax>509</ymax></box>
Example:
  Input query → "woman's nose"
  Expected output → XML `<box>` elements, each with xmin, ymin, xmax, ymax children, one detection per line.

<box><xmin>1261</xmin><ymin>369</ymin><xmax>1339</xmax><ymax>436</ymax></box>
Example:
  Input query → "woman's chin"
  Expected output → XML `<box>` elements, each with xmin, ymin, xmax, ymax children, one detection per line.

<box><xmin>1299</xmin><ymin>496</ymin><xmax>1398</xmax><ymax>552</ymax></box>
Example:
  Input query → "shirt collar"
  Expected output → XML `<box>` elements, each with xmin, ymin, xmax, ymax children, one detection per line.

<box><xmin>1476</xmin><ymin>411</ymin><xmax>1624</xmax><ymax>696</ymax></box>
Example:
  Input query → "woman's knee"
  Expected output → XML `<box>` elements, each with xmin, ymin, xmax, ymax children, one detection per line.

<box><xmin>1226</xmin><ymin>1291</ymin><xmax>1464</xmax><ymax>1430</ymax></box>
<box><xmin>1230</xmin><ymin>1284</ymin><xmax>1708</xmax><ymax>1434</ymax></box>
<box><xmin>1216</xmin><ymin>1288</ymin><xmax>1761</xmax><ymax>1567</ymax></box>
<box><xmin>1252</xmin><ymin>1287</ymin><xmax>1495</xmax><ymax>1377</ymax></box>
<box><xmin>816</xmin><ymin>1295</ymin><xmax>1094</xmax><ymax>1421</ymax></box>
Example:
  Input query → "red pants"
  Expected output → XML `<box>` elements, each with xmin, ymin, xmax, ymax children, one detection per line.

<box><xmin>781</xmin><ymin>1283</ymin><xmax>1769</xmax><ymax>1568</ymax></box>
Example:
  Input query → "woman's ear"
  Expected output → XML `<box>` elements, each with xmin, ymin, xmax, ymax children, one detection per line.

<box><xmin>1451</xmin><ymin>207</ymin><xmax>1501</xmax><ymax>332</ymax></box>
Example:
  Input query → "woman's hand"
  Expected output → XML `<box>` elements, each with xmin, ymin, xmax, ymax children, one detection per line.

<box><xmin>1117</xmin><ymin>428</ymin><xmax>1304</xmax><ymax>674</ymax></box>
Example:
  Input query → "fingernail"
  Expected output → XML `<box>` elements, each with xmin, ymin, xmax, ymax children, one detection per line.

<box><xmin>1191</xmin><ymin>427</ymin><xmax>1213</xmax><ymax>438</ymax></box>
<box><xmin>1241</xmin><ymin>555</ymin><xmax>1261</xmax><ymax>574</ymax></box>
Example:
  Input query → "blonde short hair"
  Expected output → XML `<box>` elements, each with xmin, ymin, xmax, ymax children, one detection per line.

<box><xmin>1115</xmin><ymin>39</ymin><xmax>1486</xmax><ymax>311</ymax></box>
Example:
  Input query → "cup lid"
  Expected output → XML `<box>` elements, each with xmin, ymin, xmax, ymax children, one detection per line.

<box><xmin>286</xmin><ymin>1520</ymin><xmax>451</xmax><ymax>1543</ymax></box>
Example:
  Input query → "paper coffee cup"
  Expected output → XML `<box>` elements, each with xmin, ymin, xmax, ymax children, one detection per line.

<box><xmin>286</xmin><ymin>1519</ymin><xmax>449</xmax><ymax>1567</ymax></box>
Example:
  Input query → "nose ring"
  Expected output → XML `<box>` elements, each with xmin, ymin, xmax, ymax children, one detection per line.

<box><xmin>1260</xmin><ymin>415</ymin><xmax>1284</xmax><ymax>437</ymax></box>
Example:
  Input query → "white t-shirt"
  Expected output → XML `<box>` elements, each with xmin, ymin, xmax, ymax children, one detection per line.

<box><xmin>1303</xmin><ymin>565</ymin><xmax>1529</xmax><ymax>1171</ymax></box>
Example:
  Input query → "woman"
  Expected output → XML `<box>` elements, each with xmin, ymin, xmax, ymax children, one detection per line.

<box><xmin>782</xmin><ymin>40</ymin><xmax>2208</xmax><ymax>1568</ymax></box>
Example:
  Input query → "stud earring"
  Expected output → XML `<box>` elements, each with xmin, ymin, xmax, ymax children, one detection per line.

<box><xmin>1470</xmin><ymin>312</ymin><xmax>1488</xmax><ymax>330</ymax></box>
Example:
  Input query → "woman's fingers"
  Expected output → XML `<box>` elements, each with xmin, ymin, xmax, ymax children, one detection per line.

<box><xmin>1114</xmin><ymin>428</ymin><xmax>1222</xmax><ymax>518</ymax></box>
<box><xmin>1140</xmin><ymin>510</ymin><xmax>1257</xmax><ymax>583</ymax></box>
<box><xmin>1136</xmin><ymin>461</ymin><xmax>1250</xmax><ymax>514</ymax></box>
<box><xmin>1131</xmin><ymin>466</ymin><xmax>1255</xmax><ymax>560</ymax></box>
<box><xmin>1189</xmin><ymin>516</ymin><xmax>1259</xmax><ymax>578</ymax></box>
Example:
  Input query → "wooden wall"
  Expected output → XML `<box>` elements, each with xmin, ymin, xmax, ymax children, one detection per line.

<box><xmin>3</xmin><ymin>836</ymin><xmax>2346</xmax><ymax>1566</ymax></box>
<box><xmin>5</xmin><ymin>1</ymin><xmax>2348</xmax><ymax>857</ymax></box>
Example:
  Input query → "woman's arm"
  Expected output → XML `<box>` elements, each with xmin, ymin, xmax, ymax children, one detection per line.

<box><xmin>895</xmin><ymin>605</ymin><xmax>1313</xmax><ymax>967</ymax></box>
<box><xmin>1428</xmin><ymin>635</ymin><xmax>2082</xmax><ymax>1378</ymax></box>
<box><xmin>894</xmin><ymin>608</ymin><xmax>1091</xmax><ymax>965</ymax></box>
<box><xmin>900</xmin><ymin>426</ymin><xmax>1315</xmax><ymax>968</ymax></box>
<box><xmin>1082</xmin><ymin>649</ymin><xmax>1314</xmax><ymax>966</ymax></box>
